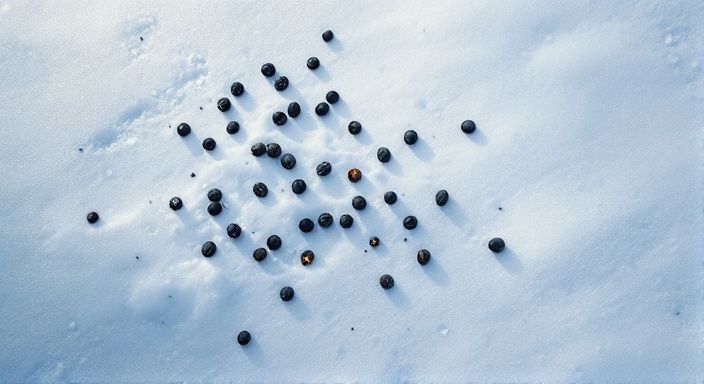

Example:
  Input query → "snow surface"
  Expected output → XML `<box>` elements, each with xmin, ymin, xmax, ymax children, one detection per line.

<box><xmin>1</xmin><ymin>1</ymin><xmax>703</xmax><ymax>382</ymax></box>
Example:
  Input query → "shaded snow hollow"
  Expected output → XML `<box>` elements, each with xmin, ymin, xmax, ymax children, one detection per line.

<box><xmin>0</xmin><ymin>1</ymin><xmax>702</xmax><ymax>382</ymax></box>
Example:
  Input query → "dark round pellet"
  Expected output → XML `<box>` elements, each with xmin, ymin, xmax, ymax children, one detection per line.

<box><xmin>380</xmin><ymin>274</ymin><xmax>394</xmax><ymax>289</ymax></box>
<box><xmin>318</xmin><ymin>212</ymin><xmax>333</xmax><ymax>228</ymax></box>
<box><xmin>272</xmin><ymin>111</ymin><xmax>287</xmax><ymax>126</ymax></box>
<box><xmin>347</xmin><ymin>168</ymin><xmax>362</xmax><ymax>182</ymax></box>
<box><xmin>227</xmin><ymin>223</ymin><xmax>242</xmax><ymax>238</ymax></box>
<box><xmin>348</xmin><ymin>121</ymin><xmax>362</xmax><ymax>135</ymax></box>
<box><xmin>226</xmin><ymin>121</ymin><xmax>240</xmax><ymax>134</ymax></box>
<box><xmin>217</xmin><ymin>97</ymin><xmax>231</xmax><ymax>112</ymax></box>
<box><xmin>377</xmin><ymin>147</ymin><xmax>391</xmax><ymax>163</ymax></box>
<box><xmin>176</xmin><ymin>123</ymin><xmax>191</xmax><ymax>137</ymax></box>
<box><xmin>307</xmin><ymin>57</ymin><xmax>320</xmax><ymax>70</ymax></box>
<box><xmin>383</xmin><ymin>191</ymin><xmax>397</xmax><ymax>205</ymax></box>
<box><xmin>281</xmin><ymin>153</ymin><xmax>296</xmax><ymax>169</ymax></box>
<box><xmin>202</xmin><ymin>241</ymin><xmax>217</xmax><ymax>257</ymax></box>
<box><xmin>266</xmin><ymin>235</ymin><xmax>282</xmax><ymax>250</ymax></box>
<box><xmin>326</xmin><ymin>91</ymin><xmax>339</xmax><ymax>104</ymax></box>
<box><xmin>274</xmin><ymin>76</ymin><xmax>289</xmax><ymax>91</ymax></box>
<box><xmin>202</xmin><ymin>138</ymin><xmax>216</xmax><ymax>151</ymax></box>
<box><xmin>292</xmin><ymin>179</ymin><xmax>307</xmax><ymax>194</ymax></box>
<box><xmin>299</xmin><ymin>218</ymin><xmax>314</xmax><ymax>233</ymax></box>
<box><xmin>352</xmin><ymin>196</ymin><xmax>367</xmax><ymax>210</ymax></box>
<box><xmin>315</xmin><ymin>102</ymin><xmax>330</xmax><ymax>116</ymax></box>
<box><xmin>488</xmin><ymin>237</ymin><xmax>505</xmax><ymax>253</ymax></box>
<box><xmin>230</xmin><ymin>82</ymin><xmax>244</xmax><ymax>97</ymax></box>
<box><xmin>253</xmin><ymin>247</ymin><xmax>267</xmax><ymax>262</ymax></box>
<box><xmin>207</xmin><ymin>188</ymin><xmax>222</xmax><ymax>202</ymax></box>
<box><xmin>322</xmin><ymin>30</ymin><xmax>334</xmax><ymax>42</ymax></box>
<box><xmin>207</xmin><ymin>202</ymin><xmax>222</xmax><ymax>216</ymax></box>
<box><xmin>339</xmin><ymin>214</ymin><xmax>353</xmax><ymax>228</ymax></box>
<box><xmin>301</xmin><ymin>250</ymin><xmax>315</xmax><ymax>266</ymax></box>
<box><xmin>266</xmin><ymin>143</ymin><xmax>281</xmax><ymax>158</ymax></box>
<box><xmin>461</xmin><ymin>120</ymin><xmax>476</xmax><ymax>133</ymax></box>
<box><xmin>169</xmin><ymin>197</ymin><xmax>183</xmax><ymax>211</ymax></box>
<box><xmin>237</xmin><ymin>330</ymin><xmax>251</xmax><ymax>346</ymax></box>
<box><xmin>316</xmin><ymin>161</ymin><xmax>332</xmax><ymax>176</ymax></box>
<box><xmin>404</xmin><ymin>130</ymin><xmax>418</xmax><ymax>145</ymax></box>
<box><xmin>253</xmin><ymin>182</ymin><xmax>268</xmax><ymax>198</ymax></box>
<box><xmin>261</xmin><ymin>63</ymin><xmax>276</xmax><ymax>77</ymax></box>
<box><xmin>435</xmin><ymin>190</ymin><xmax>449</xmax><ymax>206</ymax></box>
<box><xmin>288</xmin><ymin>102</ymin><xmax>301</xmax><ymax>118</ymax></box>
<box><xmin>86</xmin><ymin>211</ymin><xmax>99</xmax><ymax>224</ymax></box>
<box><xmin>280</xmin><ymin>286</ymin><xmax>294</xmax><ymax>301</ymax></box>
<box><xmin>369</xmin><ymin>236</ymin><xmax>380</xmax><ymax>247</ymax></box>
<box><xmin>251</xmin><ymin>142</ymin><xmax>266</xmax><ymax>157</ymax></box>
<box><xmin>403</xmin><ymin>215</ymin><xmax>417</xmax><ymax>230</ymax></box>
<box><xmin>417</xmin><ymin>249</ymin><xmax>431</xmax><ymax>265</ymax></box>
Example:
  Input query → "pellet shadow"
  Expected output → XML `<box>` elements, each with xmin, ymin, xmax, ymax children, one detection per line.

<box><xmin>332</xmin><ymin>98</ymin><xmax>353</xmax><ymax>119</ymax></box>
<box><xmin>234</xmin><ymin>91</ymin><xmax>257</xmax><ymax>112</ymax></box>
<box><xmin>205</xmin><ymin>145</ymin><xmax>225</xmax><ymax>161</ymax></box>
<box><xmin>312</xmin><ymin>65</ymin><xmax>331</xmax><ymax>82</ymax></box>
<box><xmin>422</xmin><ymin>258</ymin><xmax>450</xmax><ymax>286</ymax></box>
<box><xmin>174</xmin><ymin>205</ymin><xmax>201</xmax><ymax>228</ymax></box>
<box><xmin>228</xmin><ymin>122</ymin><xmax>249</xmax><ymax>144</ymax></box>
<box><xmin>283</xmin><ymin>294</ymin><xmax>312</xmax><ymax>320</ymax></box>
<box><xmin>466</xmin><ymin>129</ymin><xmax>488</xmax><ymax>146</ymax></box>
<box><xmin>409</xmin><ymin>137</ymin><xmax>435</xmax><ymax>162</ymax></box>
<box><xmin>380</xmin><ymin>157</ymin><xmax>403</xmax><ymax>176</ymax></box>
<box><xmin>181</xmin><ymin>131</ymin><xmax>203</xmax><ymax>157</ymax></box>
<box><xmin>351</xmin><ymin>127</ymin><xmax>373</xmax><ymax>145</ymax></box>
<box><xmin>384</xmin><ymin>284</ymin><xmax>408</xmax><ymax>308</ymax></box>
<box><xmin>440</xmin><ymin>199</ymin><xmax>467</xmax><ymax>227</ymax></box>
<box><xmin>242</xmin><ymin>337</ymin><xmax>265</xmax><ymax>363</ymax></box>
<box><xmin>495</xmin><ymin>247</ymin><xmax>524</xmax><ymax>274</ymax></box>
<box><xmin>326</xmin><ymin>38</ymin><xmax>343</xmax><ymax>53</ymax></box>
<box><xmin>388</xmin><ymin>198</ymin><xmax>412</xmax><ymax>218</ymax></box>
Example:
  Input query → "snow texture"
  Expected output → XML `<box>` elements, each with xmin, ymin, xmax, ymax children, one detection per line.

<box><xmin>0</xmin><ymin>1</ymin><xmax>702</xmax><ymax>382</ymax></box>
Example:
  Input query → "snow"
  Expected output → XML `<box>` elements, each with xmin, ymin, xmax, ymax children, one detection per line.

<box><xmin>0</xmin><ymin>1</ymin><xmax>702</xmax><ymax>382</ymax></box>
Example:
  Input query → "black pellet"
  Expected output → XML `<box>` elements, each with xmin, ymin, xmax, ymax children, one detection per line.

<box><xmin>347</xmin><ymin>168</ymin><xmax>362</xmax><ymax>182</ymax></box>
<box><xmin>266</xmin><ymin>143</ymin><xmax>281</xmax><ymax>158</ymax></box>
<box><xmin>227</xmin><ymin>223</ymin><xmax>242</xmax><ymax>239</ymax></box>
<box><xmin>281</xmin><ymin>153</ymin><xmax>296</xmax><ymax>169</ymax></box>
<box><xmin>230</xmin><ymin>82</ymin><xmax>244</xmax><ymax>97</ymax></box>
<box><xmin>251</xmin><ymin>142</ymin><xmax>266</xmax><ymax>157</ymax></box>
<box><xmin>86</xmin><ymin>211</ymin><xmax>99</xmax><ymax>224</ymax></box>
<box><xmin>307</xmin><ymin>57</ymin><xmax>320</xmax><ymax>70</ymax></box>
<box><xmin>403</xmin><ymin>215</ymin><xmax>417</xmax><ymax>230</ymax></box>
<box><xmin>417</xmin><ymin>249</ymin><xmax>431</xmax><ymax>265</ymax></box>
<box><xmin>322</xmin><ymin>30</ymin><xmax>334</xmax><ymax>42</ymax></box>
<box><xmin>280</xmin><ymin>286</ymin><xmax>294</xmax><ymax>301</ymax></box>
<box><xmin>301</xmin><ymin>250</ymin><xmax>315</xmax><ymax>266</ymax></box>
<box><xmin>377</xmin><ymin>147</ymin><xmax>391</xmax><ymax>162</ymax></box>
<box><xmin>217</xmin><ymin>97</ymin><xmax>231</xmax><ymax>112</ymax></box>
<box><xmin>435</xmin><ymin>190</ymin><xmax>449</xmax><ymax>206</ymax></box>
<box><xmin>169</xmin><ymin>197</ymin><xmax>183</xmax><ymax>210</ymax></box>
<box><xmin>274</xmin><ymin>76</ymin><xmax>289</xmax><ymax>91</ymax></box>
<box><xmin>318</xmin><ymin>213</ymin><xmax>333</xmax><ymax>228</ymax></box>
<box><xmin>461</xmin><ymin>120</ymin><xmax>476</xmax><ymax>133</ymax></box>
<box><xmin>299</xmin><ymin>218</ymin><xmax>314</xmax><ymax>233</ymax></box>
<box><xmin>379</xmin><ymin>274</ymin><xmax>394</xmax><ymax>289</ymax></box>
<box><xmin>369</xmin><ymin>236</ymin><xmax>380</xmax><ymax>247</ymax></box>
<box><xmin>253</xmin><ymin>247</ymin><xmax>267</xmax><ymax>262</ymax></box>
<box><xmin>352</xmin><ymin>196</ymin><xmax>367</xmax><ymax>210</ymax></box>
<box><xmin>316</xmin><ymin>161</ymin><xmax>332</xmax><ymax>176</ymax></box>
<box><xmin>266</xmin><ymin>235</ymin><xmax>282</xmax><ymax>250</ymax></box>
<box><xmin>404</xmin><ymin>130</ymin><xmax>418</xmax><ymax>145</ymax></box>
<box><xmin>202</xmin><ymin>138</ymin><xmax>216</xmax><ymax>151</ymax></box>
<box><xmin>207</xmin><ymin>202</ymin><xmax>222</xmax><ymax>216</ymax></box>
<box><xmin>226</xmin><ymin>121</ymin><xmax>240</xmax><ymax>134</ymax></box>
<box><xmin>488</xmin><ymin>237</ymin><xmax>505</xmax><ymax>253</ymax></box>
<box><xmin>177</xmin><ymin>123</ymin><xmax>191</xmax><ymax>137</ymax></box>
<box><xmin>253</xmin><ymin>182</ymin><xmax>268</xmax><ymax>198</ymax></box>
<box><xmin>202</xmin><ymin>241</ymin><xmax>217</xmax><ymax>257</ymax></box>
<box><xmin>383</xmin><ymin>191</ymin><xmax>397</xmax><ymax>205</ymax></box>
<box><xmin>207</xmin><ymin>188</ymin><xmax>222</xmax><ymax>202</ymax></box>
<box><xmin>291</xmin><ymin>179</ymin><xmax>307</xmax><ymax>194</ymax></box>
<box><xmin>339</xmin><ymin>214</ymin><xmax>353</xmax><ymax>228</ymax></box>
<box><xmin>288</xmin><ymin>102</ymin><xmax>301</xmax><ymax>118</ymax></box>
<box><xmin>261</xmin><ymin>63</ymin><xmax>276</xmax><ymax>77</ymax></box>
<box><xmin>272</xmin><ymin>111</ymin><xmax>287</xmax><ymax>126</ymax></box>
<box><xmin>315</xmin><ymin>102</ymin><xmax>330</xmax><ymax>116</ymax></box>
<box><xmin>237</xmin><ymin>330</ymin><xmax>251</xmax><ymax>346</ymax></box>
<box><xmin>348</xmin><ymin>121</ymin><xmax>362</xmax><ymax>135</ymax></box>
<box><xmin>326</xmin><ymin>91</ymin><xmax>339</xmax><ymax>104</ymax></box>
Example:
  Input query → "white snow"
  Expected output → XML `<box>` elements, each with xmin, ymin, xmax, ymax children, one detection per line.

<box><xmin>0</xmin><ymin>1</ymin><xmax>702</xmax><ymax>382</ymax></box>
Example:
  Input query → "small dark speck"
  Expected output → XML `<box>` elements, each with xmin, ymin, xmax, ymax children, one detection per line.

<box><xmin>498</xmin><ymin>207</ymin><xmax>503</xmax><ymax>211</ymax></box>
<box><xmin>169</xmin><ymin>124</ymin><xmax>172</xmax><ymax>128</ymax></box>
<box><xmin>364</xmin><ymin>250</ymin><xmax>368</xmax><ymax>253</ymax></box>
<box><xmin>168</xmin><ymin>295</ymin><xmax>172</xmax><ymax>299</ymax></box>
<box><xmin>190</xmin><ymin>173</ymin><xmax>196</xmax><ymax>178</ymax></box>
<box><xmin>135</xmin><ymin>256</ymin><xmax>139</xmax><ymax>260</ymax></box>
<box><xmin>149</xmin><ymin>200</ymin><xmax>152</xmax><ymax>204</ymax></box>
<box><xmin>351</xmin><ymin>327</ymin><xmax>354</xmax><ymax>331</ymax></box>
<box><xmin>161</xmin><ymin>321</ymin><xmax>165</xmax><ymax>325</ymax></box>
<box><xmin>199</xmin><ymin>106</ymin><xmax>203</xmax><ymax>110</ymax></box>
<box><xmin>140</xmin><ymin>36</ymin><xmax>144</xmax><ymax>41</ymax></box>
<box><xmin>404</xmin><ymin>238</ymin><xmax>407</xmax><ymax>242</ymax></box>
<box><xmin>78</xmin><ymin>148</ymin><xmax>83</xmax><ymax>152</ymax></box>
<box><xmin>675</xmin><ymin>311</ymin><xmax>680</xmax><ymax>316</ymax></box>
<box><xmin>245</xmin><ymin>161</ymin><xmax>249</xmax><ymax>165</ymax></box>
<box><xmin>251</xmin><ymin>231</ymin><xmax>255</xmax><ymax>234</ymax></box>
